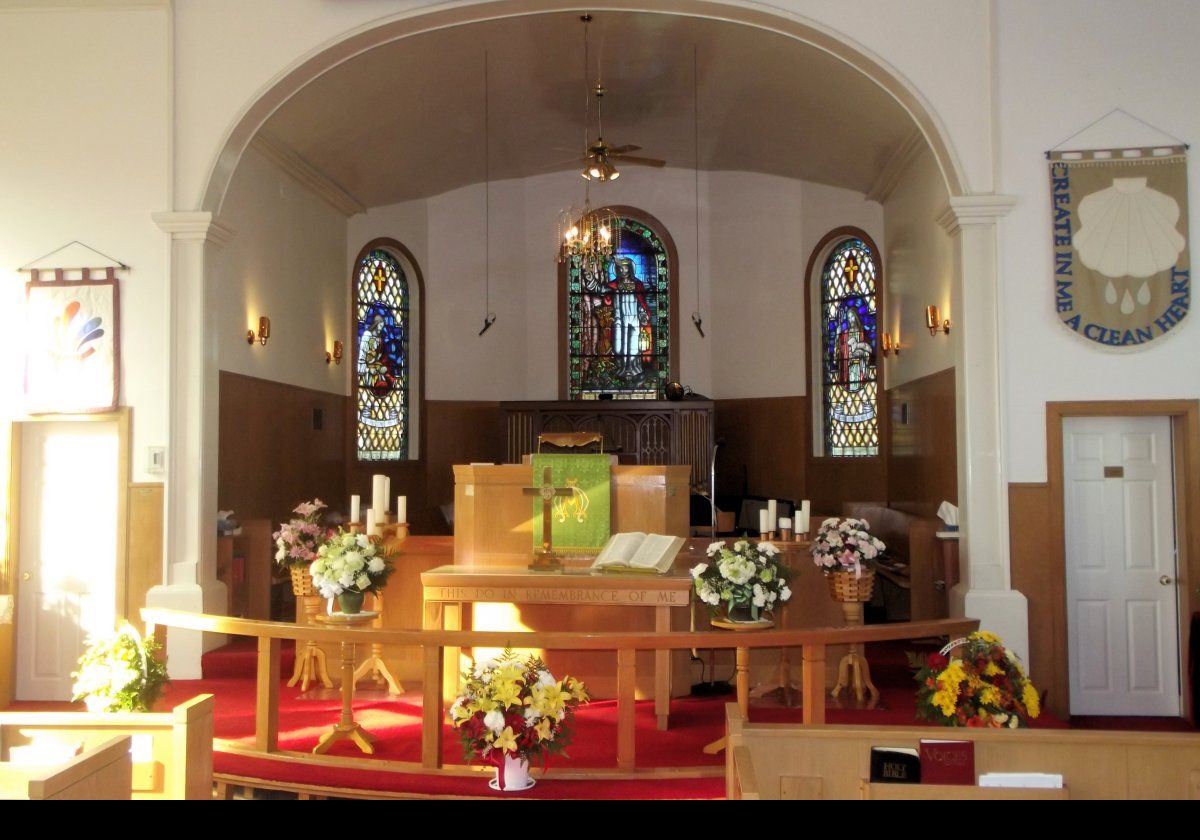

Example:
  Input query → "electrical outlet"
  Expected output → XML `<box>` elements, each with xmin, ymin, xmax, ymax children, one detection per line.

<box><xmin>148</xmin><ymin>446</ymin><xmax>166</xmax><ymax>475</ymax></box>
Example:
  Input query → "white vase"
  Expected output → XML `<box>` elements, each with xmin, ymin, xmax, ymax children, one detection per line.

<box><xmin>490</xmin><ymin>754</ymin><xmax>534</xmax><ymax>791</ymax></box>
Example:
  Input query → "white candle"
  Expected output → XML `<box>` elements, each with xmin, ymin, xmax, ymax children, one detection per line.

<box><xmin>767</xmin><ymin>499</ymin><xmax>778</xmax><ymax>530</ymax></box>
<box><xmin>799</xmin><ymin>500</ymin><xmax>811</xmax><ymax>533</ymax></box>
<box><xmin>371</xmin><ymin>474</ymin><xmax>386</xmax><ymax>519</ymax></box>
<box><xmin>366</xmin><ymin>508</ymin><xmax>376</xmax><ymax>536</ymax></box>
<box><xmin>396</xmin><ymin>495</ymin><xmax>407</xmax><ymax>524</ymax></box>
<box><xmin>350</xmin><ymin>494</ymin><xmax>361</xmax><ymax>524</ymax></box>
<box><xmin>779</xmin><ymin>517</ymin><xmax>792</xmax><ymax>530</ymax></box>
<box><xmin>384</xmin><ymin>476</ymin><xmax>392</xmax><ymax>512</ymax></box>
<box><xmin>758</xmin><ymin>508</ymin><xmax>770</xmax><ymax>534</ymax></box>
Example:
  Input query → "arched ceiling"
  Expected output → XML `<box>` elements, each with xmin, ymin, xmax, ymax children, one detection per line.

<box><xmin>261</xmin><ymin>10</ymin><xmax>919</xmax><ymax>208</ymax></box>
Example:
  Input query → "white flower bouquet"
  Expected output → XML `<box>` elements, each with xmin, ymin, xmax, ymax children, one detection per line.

<box><xmin>690</xmin><ymin>539</ymin><xmax>791</xmax><ymax>622</ymax></box>
<box><xmin>72</xmin><ymin>623</ymin><xmax>169</xmax><ymax>713</ymax></box>
<box><xmin>309</xmin><ymin>528</ymin><xmax>395</xmax><ymax>599</ymax></box>
<box><xmin>810</xmin><ymin>517</ymin><xmax>886</xmax><ymax>575</ymax></box>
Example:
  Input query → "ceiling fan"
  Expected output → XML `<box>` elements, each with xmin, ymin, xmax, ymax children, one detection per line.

<box><xmin>578</xmin><ymin>82</ymin><xmax>666</xmax><ymax>181</ymax></box>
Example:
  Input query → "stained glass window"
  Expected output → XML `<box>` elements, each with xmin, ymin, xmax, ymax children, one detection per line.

<box><xmin>567</xmin><ymin>217</ymin><xmax>671</xmax><ymax>399</ymax></box>
<box><xmin>821</xmin><ymin>238</ymin><xmax>879</xmax><ymax>456</ymax></box>
<box><xmin>355</xmin><ymin>248</ymin><xmax>409</xmax><ymax>460</ymax></box>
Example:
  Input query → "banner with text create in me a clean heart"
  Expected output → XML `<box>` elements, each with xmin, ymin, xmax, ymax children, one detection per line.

<box><xmin>530</xmin><ymin>453</ymin><xmax>611</xmax><ymax>553</ymax></box>
<box><xmin>1049</xmin><ymin>146</ymin><xmax>1190</xmax><ymax>348</ymax></box>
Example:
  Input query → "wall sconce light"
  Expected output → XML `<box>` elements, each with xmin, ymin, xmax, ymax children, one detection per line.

<box><xmin>925</xmin><ymin>305</ymin><xmax>951</xmax><ymax>336</ymax></box>
<box><xmin>247</xmin><ymin>316</ymin><xmax>271</xmax><ymax>346</ymax></box>
<box><xmin>326</xmin><ymin>339</ymin><xmax>344</xmax><ymax>365</ymax></box>
<box><xmin>880</xmin><ymin>332</ymin><xmax>901</xmax><ymax>356</ymax></box>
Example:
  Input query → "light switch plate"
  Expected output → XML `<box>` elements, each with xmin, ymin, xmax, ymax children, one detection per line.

<box><xmin>148</xmin><ymin>446</ymin><xmax>166</xmax><ymax>475</ymax></box>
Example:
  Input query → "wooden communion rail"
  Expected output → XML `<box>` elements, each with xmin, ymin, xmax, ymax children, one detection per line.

<box><xmin>141</xmin><ymin>608</ymin><xmax>978</xmax><ymax>780</ymax></box>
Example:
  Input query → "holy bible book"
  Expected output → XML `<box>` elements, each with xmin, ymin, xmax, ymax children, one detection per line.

<box><xmin>591</xmin><ymin>533</ymin><xmax>686</xmax><ymax>574</ymax></box>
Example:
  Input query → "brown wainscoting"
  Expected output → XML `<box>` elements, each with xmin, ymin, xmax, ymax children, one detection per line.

<box><xmin>1008</xmin><ymin>481</ymin><xmax>1066</xmax><ymax>719</ymax></box>
<box><xmin>126</xmin><ymin>482</ymin><xmax>164</xmax><ymax>623</ymax></box>
<box><xmin>338</xmin><ymin>401</ymin><xmax>504</xmax><ymax>536</ymax></box>
<box><xmin>886</xmin><ymin>367</ymin><xmax>957</xmax><ymax>518</ymax></box>
<box><xmin>713</xmin><ymin>397</ymin><xmax>806</xmax><ymax>503</ymax></box>
<box><xmin>218</xmin><ymin>371</ymin><xmax>349</xmax><ymax>527</ymax></box>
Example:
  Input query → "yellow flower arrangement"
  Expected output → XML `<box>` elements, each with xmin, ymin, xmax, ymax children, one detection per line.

<box><xmin>449</xmin><ymin>649</ymin><xmax>588</xmax><ymax>766</ymax></box>
<box><xmin>912</xmin><ymin>631</ymin><xmax>1041</xmax><ymax>728</ymax></box>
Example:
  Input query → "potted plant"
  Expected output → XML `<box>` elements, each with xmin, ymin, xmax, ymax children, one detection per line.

<box><xmin>273</xmin><ymin>498</ymin><xmax>329</xmax><ymax>598</ymax></box>
<box><xmin>911</xmin><ymin>631</ymin><xmax>1041</xmax><ymax>728</ymax></box>
<box><xmin>691</xmin><ymin>540</ymin><xmax>792</xmax><ymax>626</ymax></box>
<box><xmin>72</xmin><ymin>623</ymin><xmax>169</xmax><ymax>713</ymax></box>
<box><xmin>309</xmin><ymin>528</ymin><xmax>395</xmax><ymax>614</ymax></box>
<box><xmin>449</xmin><ymin>650</ymin><xmax>589</xmax><ymax>792</ymax></box>
<box><xmin>810</xmin><ymin>517</ymin><xmax>886</xmax><ymax>602</ymax></box>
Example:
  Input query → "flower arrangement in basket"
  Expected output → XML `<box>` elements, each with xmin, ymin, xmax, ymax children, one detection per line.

<box><xmin>449</xmin><ymin>651</ymin><xmax>589</xmax><ymax>792</ymax></box>
<box><xmin>309</xmin><ymin>528</ymin><xmax>395</xmax><ymax>614</ymax></box>
<box><xmin>810</xmin><ymin>517</ymin><xmax>886</xmax><ymax>602</ymax></box>
<box><xmin>691</xmin><ymin>540</ymin><xmax>792</xmax><ymax>624</ymax></box>
<box><xmin>273</xmin><ymin>498</ymin><xmax>330</xmax><ymax>597</ymax></box>
<box><xmin>910</xmin><ymin>631</ymin><xmax>1041</xmax><ymax>728</ymax></box>
<box><xmin>72</xmin><ymin>623</ymin><xmax>169</xmax><ymax>713</ymax></box>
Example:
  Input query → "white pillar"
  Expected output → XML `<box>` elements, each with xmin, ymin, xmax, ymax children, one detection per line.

<box><xmin>146</xmin><ymin>211</ymin><xmax>233</xmax><ymax>679</ymax></box>
<box><xmin>937</xmin><ymin>195</ymin><xmax>1030</xmax><ymax>666</ymax></box>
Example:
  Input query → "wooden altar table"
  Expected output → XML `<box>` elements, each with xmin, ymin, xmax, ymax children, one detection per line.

<box><xmin>422</xmin><ymin>565</ymin><xmax>693</xmax><ymax>730</ymax></box>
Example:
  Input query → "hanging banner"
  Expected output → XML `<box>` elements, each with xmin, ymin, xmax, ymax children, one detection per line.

<box><xmin>1048</xmin><ymin>146</ymin><xmax>1190</xmax><ymax>347</ymax></box>
<box><xmin>25</xmin><ymin>276</ymin><xmax>120</xmax><ymax>413</ymax></box>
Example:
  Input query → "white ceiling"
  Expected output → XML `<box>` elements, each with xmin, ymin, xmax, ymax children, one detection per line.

<box><xmin>261</xmin><ymin>11</ymin><xmax>918</xmax><ymax>208</ymax></box>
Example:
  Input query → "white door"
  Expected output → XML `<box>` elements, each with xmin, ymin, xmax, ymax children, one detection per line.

<box><xmin>16</xmin><ymin>421</ymin><xmax>120</xmax><ymax>700</ymax></box>
<box><xmin>1064</xmin><ymin>416</ymin><xmax>1180</xmax><ymax>716</ymax></box>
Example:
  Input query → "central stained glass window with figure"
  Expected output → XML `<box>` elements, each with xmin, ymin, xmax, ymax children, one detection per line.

<box><xmin>567</xmin><ymin>216</ymin><xmax>671</xmax><ymax>400</ymax></box>
<box><xmin>821</xmin><ymin>238</ymin><xmax>879</xmax><ymax>456</ymax></box>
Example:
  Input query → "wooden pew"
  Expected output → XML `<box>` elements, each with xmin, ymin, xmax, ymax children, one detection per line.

<box><xmin>0</xmin><ymin>735</ymin><xmax>132</xmax><ymax>800</ymax></box>
<box><xmin>725</xmin><ymin>704</ymin><xmax>1200</xmax><ymax>800</ymax></box>
<box><xmin>0</xmin><ymin>694</ymin><xmax>214</xmax><ymax>800</ymax></box>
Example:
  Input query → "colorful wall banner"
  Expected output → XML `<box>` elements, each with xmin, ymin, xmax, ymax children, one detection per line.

<box><xmin>1048</xmin><ymin>146</ymin><xmax>1190</xmax><ymax>347</ymax></box>
<box><xmin>25</xmin><ymin>277</ymin><xmax>120</xmax><ymax>413</ymax></box>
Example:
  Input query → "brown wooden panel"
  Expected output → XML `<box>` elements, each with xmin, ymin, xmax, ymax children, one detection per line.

<box><xmin>1008</xmin><ymin>481</ymin><xmax>1065</xmax><ymax>719</ymax></box>
<box><xmin>886</xmin><ymin>367</ymin><xmax>957</xmax><ymax>518</ymax></box>
<box><xmin>714</xmin><ymin>396</ymin><xmax>806</xmax><ymax>503</ymax></box>
<box><xmin>127</xmin><ymin>482</ymin><xmax>164</xmax><ymax>621</ymax></box>
<box><xmin>218</xmin><ymin>371</ymin><xmax>348</xmax><ymax>528</ymax></box>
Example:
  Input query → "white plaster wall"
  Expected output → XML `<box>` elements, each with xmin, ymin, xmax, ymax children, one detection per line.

<box><xmin>995</xmin><ymin>0</ymin><xmax>1200</xmax><ymax>482</ymax></box>
<box><xmin>171</xmin><ymin>0</ymin><xmax>993</xmax><ymax>214</ymax></box>
<box><xmin>211</xmin><ymin>147</ymin><xmax>349</xmax><ymax>395</ymax></box>
<box><xmin>0</xmin><ymin>4</ymin><xmax>171</xmax><ymax>482</ymax></box>
<box><xmin>351</xmin><ymin>168</ymin><xmax>880</xmax><ymax>401</ymax></box>
<box><xmin>880</xmin><ymin>148</ymin><xmax>955</xmax><ymax>388</ymax></box>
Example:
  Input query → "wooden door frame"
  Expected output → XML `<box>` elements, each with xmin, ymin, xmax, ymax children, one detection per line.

<box><xmin>4</xmin><ymin>408</ymin><xmax>131</xmax><ymax>702</ymax></box>
<box><xmin>1047</xmin><ymin>400</ymin><xmax>1198</xmax><ymax>722</ymax></box>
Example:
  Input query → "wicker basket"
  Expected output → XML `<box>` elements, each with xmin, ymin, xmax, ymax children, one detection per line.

<box><xmin>826</xmin><ymin>569</ymin><xmax>876</xmax><ymax>603</ymax></box>
<box><xmin>289</xmin><ymin>565</ymin><xmax>315</xmax><ymax>598</ymax></box>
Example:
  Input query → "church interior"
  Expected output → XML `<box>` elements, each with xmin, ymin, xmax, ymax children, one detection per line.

<box><xmin>1</xmin><ymin>0</ymin><xmax>1199</xmax><ymax>799</ymax></box>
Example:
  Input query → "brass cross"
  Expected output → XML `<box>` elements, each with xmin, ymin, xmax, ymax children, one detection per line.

<box><xmin>522</xmin><ymin>465</ymin><xmax>574</xmax><ymax>566</ymax></box>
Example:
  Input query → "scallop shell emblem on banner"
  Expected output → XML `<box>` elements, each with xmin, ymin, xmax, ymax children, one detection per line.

<box><xmin>1075</xmin><ymin>177</ymin><xmax>1186</xmax><ymax>278</ymax></box>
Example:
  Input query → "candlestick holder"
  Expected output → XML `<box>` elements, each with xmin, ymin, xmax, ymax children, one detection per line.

<box><xmin>779</xmin><ymin>527</ymin><xmax>793</xmax><ymax>541</ymax></box>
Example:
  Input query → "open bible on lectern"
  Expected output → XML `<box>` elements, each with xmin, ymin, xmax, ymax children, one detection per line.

<box><xmin>591</xmin><ymin>532</ymin><xmax>686</xmax><ymax>574</ymax></box>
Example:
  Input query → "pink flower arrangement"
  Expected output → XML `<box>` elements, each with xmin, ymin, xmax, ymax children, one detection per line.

<box><xmin>273</xmin><ymin>498</ymin><xmax>329</xmax><ymax>570</ymax></box>
<box><xmin>810</xmin><ymin>517</ymin><xmax>886</xmax><ymax>575</ymax></box>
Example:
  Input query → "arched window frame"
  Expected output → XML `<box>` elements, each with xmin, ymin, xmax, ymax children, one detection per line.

<box><xmin>558</xmin><ymin>205</ymin><xmax>680</xmax><ymax>400</ymax></box>
<box><xmin>805</xmin><ymin>227</ymin><xmax>885</xmax><ymax>459</ymax></box>
<box><xmin>351</xmin><ymin>238</ymin><xmax>425</xmax><ymax>462</ymax></box>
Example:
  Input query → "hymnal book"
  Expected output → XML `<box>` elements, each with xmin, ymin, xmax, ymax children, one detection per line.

<box><xmin>591</xmin><ymin>533</ymin><xmax>686</xmax><ymax>574</ymax></box>
<box><xmin>919</xmin><ymin>739</ymin><xmax>975</xmax><ymax>785</ymax></box>
<box><xmin>869</xmin><ymin>747</ymin><xmax>920</xmax><ymax>784</ymax></box>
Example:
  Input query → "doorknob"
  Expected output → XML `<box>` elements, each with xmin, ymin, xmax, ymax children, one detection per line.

<box><xmin>1159</xmin><ymin>575</ymin><xmax>1173</xmax><ymax>586</ymax></box>
<box><xmin>21</xmin><ymin>572</ymin><xmax>31</xmax><ymax>581</ymax></box>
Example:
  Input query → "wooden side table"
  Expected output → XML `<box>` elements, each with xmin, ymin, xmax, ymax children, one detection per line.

<box><xmin>352</xmin><ymin>592</ymin><xmax>402</xmax><ymax>695</ymax></box>
<box><xmin>313</xmin><ymin>611</ymin><xmax>380</xmax><ymax>755</ymax></box>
